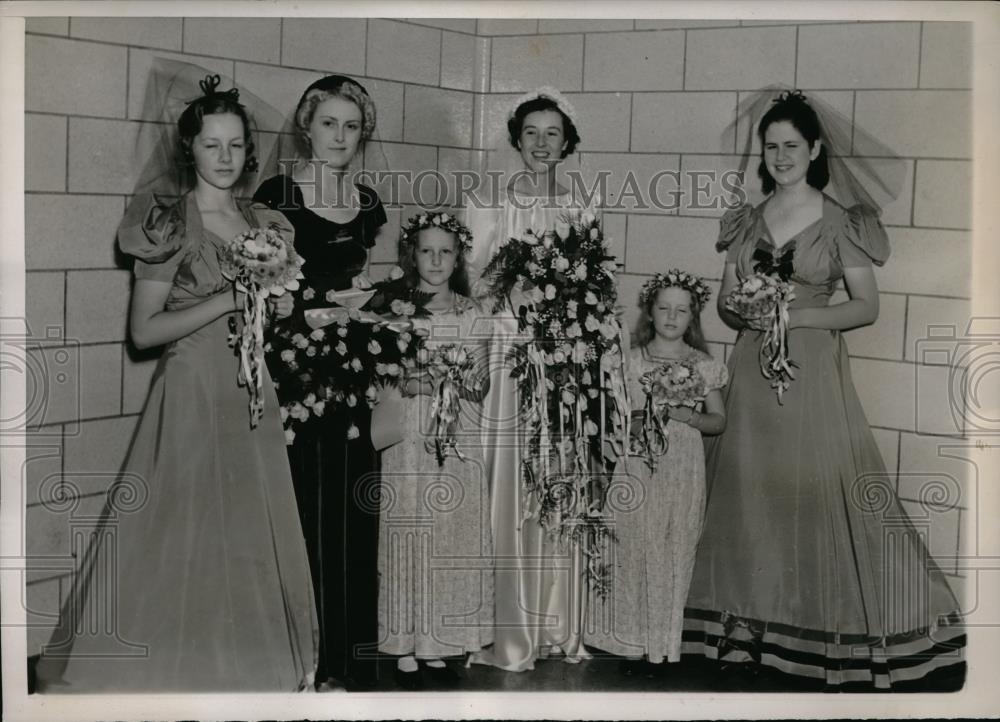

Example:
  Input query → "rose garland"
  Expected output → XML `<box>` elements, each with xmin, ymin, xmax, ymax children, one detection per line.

<box><xmin>265</xmin><ymin>266</ymin><xmax>432</xmax><ymax>442</ymax></box>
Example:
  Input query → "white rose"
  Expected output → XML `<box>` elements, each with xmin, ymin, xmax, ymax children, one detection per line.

<box><xmin>554</xmin><ymin>220</ymin><xmax>571</xmax><ymax>241</ymax></box>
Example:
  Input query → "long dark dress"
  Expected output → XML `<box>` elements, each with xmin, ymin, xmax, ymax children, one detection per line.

<box><xmin>34</xmin><ymin>193</ymin><xmax>318</xmax><ymax>692</ymax></box>
<box><xmin>682</xmin><ymin>196</ymin><xmax>965</xmax><ymax>689</ymax></box>
<box><xmin>254</xmin><ymin>174</ymin><xmax>387</xmax><ymax>688</ymax></box>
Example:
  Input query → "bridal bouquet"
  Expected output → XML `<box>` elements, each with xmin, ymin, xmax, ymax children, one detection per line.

<box><xmin>483</xmin><ymin>212</ymin><xmax>629</xmax><ymax>595</ymax></box>
<box><xmin>220</xmin><ymin>226</ymin><xmax>305</xmax><ymax>427</ymax></box>
<box><xmin>632</xmin><ymin>358</ymin><xmax>708</xmax><ymax>471</ymax></box>
<box><xmin>725</xmin><ymin>273</ymin><xmax>797</xmax><ymax>403</ymax></box>
<box><xmin>418</xmin><ymin>343</ymin><xmax>477</xmax><ymax>466</ymax></box>
<box><xmin>266</xmin><ymin>267</ymin><xmax>432</xmax><ymax>443</ymax></box>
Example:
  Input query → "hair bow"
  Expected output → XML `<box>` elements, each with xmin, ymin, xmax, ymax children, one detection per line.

<box><xmin>190</xmin><ymin>74</ymin><xmax>240</xmax><ymax>103</ymax></box>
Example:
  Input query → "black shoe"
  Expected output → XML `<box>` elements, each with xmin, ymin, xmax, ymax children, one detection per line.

<box><xmin>393</xmin><ymin>665</ymin><xmax>423</xmax><ymax>691</ymax></box>
<box><xmin>422</xmin><ymin>661</ymin><xmax>460</xmax><ymax>687</ymax></box>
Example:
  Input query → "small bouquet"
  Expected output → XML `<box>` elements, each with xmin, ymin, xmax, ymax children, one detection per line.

<box><xmin>632</xmin><ymin>358</ymin><xmax>707</xmax><ymax>471</ymax></box>
<box><xmin>220</xmin><ymin>226</ymin><xmax>305</xmax><ymax>426</ymax></box>
<box><xmin>419</xmin><ymin>343</ymin><xmax>477</xmax><ymax>466</ymax></box>
<box><xmin>725</xmin><ymin>273</ymin><xmax>796</xmax><ymax>403</ymax></box>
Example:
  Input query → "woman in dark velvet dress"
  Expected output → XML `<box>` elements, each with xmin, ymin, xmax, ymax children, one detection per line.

<box><xmin>254</xmin><ymin>75</ymin><xmax>386</xmax><ymax>691</ymax></box>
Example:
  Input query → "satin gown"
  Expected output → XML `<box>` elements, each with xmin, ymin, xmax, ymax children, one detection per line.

<box><xmin>464</xmin><ymin>189</ymin><xmax>600</xmax><ymax>671</ymax></box>
<box><xmin>682</xmin><ymin>196</ymin><xmax>965</xmax><ymax>689</ymax></box>
<box><xmin>34</xmin><ymin>193</ymin><xmax>318</xmax><ymax>692</ymax></box>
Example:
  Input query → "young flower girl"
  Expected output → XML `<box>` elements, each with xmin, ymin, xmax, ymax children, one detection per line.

<box><xmin>377</xmin><ymin>213</ymin><xmax>494</xmax><ymax>689</ymax></box>
<box><xmin>587</xmin><ymin>270</ymin><xmax>727</xmax><ymax>675</ymax></box>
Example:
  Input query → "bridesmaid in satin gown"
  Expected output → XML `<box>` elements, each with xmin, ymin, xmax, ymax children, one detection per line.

<box><xmin>34</xmin><ymin>80</ymin><xmax>317</xmax><ymax>692</ymax></box>
<box><xmin>682</xmin><ymin>91</ymin><xmax>965</xmax><ymax>689</ymax></box>
<box><xmin>464</xmin><ymin>89</ymin><xmax>600</xmax><ymax>672</ymax></box>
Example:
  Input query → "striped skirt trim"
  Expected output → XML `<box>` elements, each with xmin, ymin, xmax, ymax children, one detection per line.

<box><xmin>682</xmin><ymin>607</ymin><xmax>966</xmax><ymax>689</ymax></box>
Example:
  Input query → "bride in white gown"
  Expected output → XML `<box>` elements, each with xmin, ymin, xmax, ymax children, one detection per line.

<box><xmin>463</xmin><ymin>87</ymin><xmax>603</xmax><ymax>672</ymax></box>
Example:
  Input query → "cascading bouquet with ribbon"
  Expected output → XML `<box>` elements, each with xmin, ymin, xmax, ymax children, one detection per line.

<box><xmin>265</xmin><ymin>266</ymin><xmax>432</xmax><ymax>443</ymax></box>
<box><xmin>725</xmin><ymin>271</ymin><xmax>797</xmax><ymax>403</ymax></box>
<box><xmin>483</xmin><ymin>211</ymin><xmax>630</xmax><ymax>595</ymax></box>
<box><xmin>632</xmin><ymin>358</ymin><xmax>708</xmax><ymax>472</ymax></box>
<box><xmin>417</xmin><ymin>343</ymin><xmax>477</xmax><ymax>466</ymax></box>
<box><xmin>220</xmin><ymin>226</ymin><xmax>305</xmax><ymax>427</ymax></box>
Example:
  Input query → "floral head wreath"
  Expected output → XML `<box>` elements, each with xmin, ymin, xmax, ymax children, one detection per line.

<box><xmin>400</xmin><ymin>212</ymin><xmax>474</xmax><ymax>253</ymax></box>
<box><xmin>508</xmin><ymin>86</ymin><xmax>578</xmax><ymax>126</ymax></box>
<box><xmin>639</xmin><ymin>269</ymin><xmax>712</xmax><ymax>307</ymax></box>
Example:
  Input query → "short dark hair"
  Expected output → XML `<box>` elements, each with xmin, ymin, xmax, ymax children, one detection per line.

<box><xmin>177</xmin><ymin>87</ymin><xmax>258</xmax><ymax>175</ymax></box>
<box><xmin>507</xmin><ymin>97</ymin><xmax>580</xmax><ymax>158</ymax></box>
<box><xmin>757</xmin><ymin>91</ymin><xmax>829</xmax><ymax>195</ymax></box>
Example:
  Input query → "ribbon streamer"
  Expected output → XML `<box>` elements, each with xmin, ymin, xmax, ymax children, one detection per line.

<box><xmin>234</xmin><ymin>285</ymin><xmax>268</xmax><ymax>427</ymax></box>
<box><xmin>427</xmin><ymin>369</ymin><xmax>469</xmax><ymax>466</ymax></box>
<box><xmin>758</xmin><ymin>284</ymin><xmax>797</xmax><ymax>404</ymax></box>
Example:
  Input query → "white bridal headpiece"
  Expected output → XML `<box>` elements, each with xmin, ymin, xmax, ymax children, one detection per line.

<box><xmin>507</xmin><ymin>85</ymin><xmax>579</xmax><ymax>127</ymax></box>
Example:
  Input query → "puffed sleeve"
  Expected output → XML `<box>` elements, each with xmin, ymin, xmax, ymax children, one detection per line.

<box><xmin>835</xmin><ymin>203</ymin><xmax>891</xmax><ymax>268</ymax></box>
<box><xmin>249</xmin><ymin>202</ymin><xmax>297</xmax><ymax>250</ymax></box>
<box><xmin>702</xmin><ymin>356</ymin><xmax>729</xmax><ymax>393</ymax></box>
<box><xmin>716</xmin><ymin>203</ymin><xmax>755</xmax><ymax>264</ymax></box>
<box><xmin>117</xmin><ymin>194</ymin><xmax>190</xmax><ymax>282</ymax></box>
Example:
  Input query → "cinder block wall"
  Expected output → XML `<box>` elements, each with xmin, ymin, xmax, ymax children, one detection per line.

<box><xmin>22</xmin><ymin>16</ymin><xmax>479</xmax><ymax>653</ymax></box>
<box><xmin>23</xmin><ymin>17</ymin><xmax>972</xmax><ymax>654</ymax></box>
